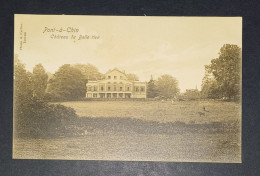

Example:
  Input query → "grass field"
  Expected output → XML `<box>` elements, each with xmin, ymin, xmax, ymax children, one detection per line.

<box><xmin>58</xmin><ymin>100</ymin><xmax>241</xmax><ymax>123</ymax></box>
<box><xmin>13</xmin><ymin>132</ymin><xmax>240</xmax><ymax>162</ymax></box>
<box><xmin>13</xmin><ymin>100</ymin><xmax>241</xmax><ymax>162</ymax></box>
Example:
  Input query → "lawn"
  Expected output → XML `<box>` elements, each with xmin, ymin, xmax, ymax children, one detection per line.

<box><xmin>13</xmin><ymin>100</ymin><xmax>241</xmax><ymax>162</ymax></box>
<box><xmin>58</xmin><ymin>100</ymin><xmax>241</xmax><ymax>123</ymax></box>
<box><xmin>13</xmin><ymin>132</ymin><xmax>241</xmax><ymax>162</ymax></box>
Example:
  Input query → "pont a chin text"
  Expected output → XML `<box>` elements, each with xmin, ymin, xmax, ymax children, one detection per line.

<box><xmin>43</xmin><ymin>27</ymin><xmax>79</xmax><ymax>33</ymax></box>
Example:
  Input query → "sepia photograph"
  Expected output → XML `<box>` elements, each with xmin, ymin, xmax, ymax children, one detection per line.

<box><xmin>13</xmin><ymin>15</ymin><xmax>242</xmax><ymax>163</ymax></box>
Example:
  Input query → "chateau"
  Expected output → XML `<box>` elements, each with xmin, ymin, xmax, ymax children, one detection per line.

<box><xmin>86</xmin><ymin>68</ymin><xmax>147</xmax><ymax>99</ymax></box>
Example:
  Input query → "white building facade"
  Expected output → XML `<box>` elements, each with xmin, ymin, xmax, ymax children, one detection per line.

<box><xmin>86</xmin><ymin>68</ymin><xmax>147</xmax><ymax>99</ymax></box>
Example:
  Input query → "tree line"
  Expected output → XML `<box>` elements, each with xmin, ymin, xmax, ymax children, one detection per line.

<box><xmin>13</xmin><ymin>59</ymin><xmax>98</xmax><ymax>137</ymax></box>
<box><xmin>14</xmin><ymin>43</ymin><xmax>241</xmax><ymax>102</ymax></box>
<box><xmin>147</xmin><ymin>44</ymin><xmax>241</xmax><ymax>101</ymax></box>
<box><xmin>14</xmin><ymin>58</ymin><xmax>73</xmax><ymax>138</ymax></box>
<box><xmin>147</xmin><ymin>75</ymin><xmax>180</xmax><ymax>99</ymax></box>
<box><xmin>201</xmin><ymin>44</ymin><xmax>241</xmax><ymax>101</ymax></box>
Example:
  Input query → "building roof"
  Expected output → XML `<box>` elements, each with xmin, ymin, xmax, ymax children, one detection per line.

<box><xmin>86</xmin><ymin>68</ymin><xmax>148</xmax><ymax>85</ymax></box>
<box><xmin>105</xmin><ymin>68</ymin><xmax>126</xmax><ymax>76</ymax></box>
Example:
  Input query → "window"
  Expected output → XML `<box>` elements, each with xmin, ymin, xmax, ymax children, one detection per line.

<box><xmin>88</xmin><ymin>86</ymin><xmax>92</xmax><ymax>91</ymax></box>
<box><xmin>94</xmin><ymin>86</ymin><xmax>97</xmax><ymax>91</ymax></box>
<box><xmin>114</xmin><ymin>85</ymin><xmax>117</xmax><ymax>91</ymax></box>
<box><xmin>135</xmin><ymin>87</ymin><xmax>139</xmax><ymax>92</ymax></box>
<box><xmin>114</xmin><ymin>76</ymin><xmax>117</xmax><ymax>79</ymax></box>
<box><xmin>127</xmin><ymin>87</ymin><xmax>130</xmax><ymax>91</ymax></box>
<box><xmin>108</xmin><ymin>86</ymin><xmax>111</xmax><ymax>91</ymax></box>
<box><xmin>140</xmin><ymin>87</ymin><xmax>145</xmax><ymax>92</ymax></box>
<box><xmin>120</xmin><ymin>87</ymin><xmax>122</xmax><ymax>91</ymax></box>
<box><xmin>93</xmin><ymin>93</ymin><xmax>97</xmax><ymax>98</ymax></box>
<box><xmin>113</xmin><ymin>93</ymin><xmax>117</xmax><ymax>98</ymax></box>
<box><xmin>108</xmin><ymin>76</ymin><xmax>111</xmax><ymax>79</ymax></box>
<box><xmin>101</xmin><ymin>86</ymin><xmax>104</xmax><ymax>91</ymax></box>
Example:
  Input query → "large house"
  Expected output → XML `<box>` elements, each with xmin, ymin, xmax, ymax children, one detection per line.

<box><xmin>86</xmin><ymin>68</ymin><xmax>147</xmax><ymax>99</ymax></box>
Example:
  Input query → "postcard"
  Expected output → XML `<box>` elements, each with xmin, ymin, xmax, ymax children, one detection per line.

<box><xmin>13</xmin><ymin>15</ymin><xmax>242</xmax><ymax>162</ymax></box>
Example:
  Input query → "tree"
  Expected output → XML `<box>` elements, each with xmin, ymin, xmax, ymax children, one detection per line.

<box><xmin>73</xmin><ymin>64</ymin><xmax>103</xmax><ymax>81</ymax></box>
<box><xmin>155</xmin><ymin>74</ymin><xmax>180</xmax><ymax>98</ymax></box>
<box><xmin>15</xmin><ymin>94</ymin><xmax>79</xmax><ymax>138</ymax></box>
<box><xmin>205</xmin><ymin>44</ymin><xmax>241</xmax><ymax>100</ymax></box>
<box><xmin>14</xmin><ymin>56</ymin><xmax>33</xmax><ymax>103</ymax></box>
<box><xmin>147</xmin><ymin>75</ymin><xmax>158</xmax><ymax>98</ymax></box>
<box><xmin>201</xmin><ymin>74</ymin><xmax>221</xmax><ymax>99</ymax></box>
<box><xmin>14</xmin><ymin>59</ymin><xmax>80</xmax><ymax>138</ymax></box>
<box><xmin>46</xmin><ymin>72</ymin><xmax>53</xmax><ymax>81</ymax></box>
<box><xmin>47</xmin><ymin>64</ymin><xmax>86</xmax><ymax>100</ymax></box>
<box><xmin>184</xmin><ymin>89</ymin><xmax>200</xmax><ymax>100</ymax></box>
<box><xmin>32</xmin><ymin>64</ymin><xmax>48</xmax><ymax>99</ymax></box>
<box><xmin>126</xmin><ymin>73</ymin><xmax>139</xmax><ymax>81</ymax></box>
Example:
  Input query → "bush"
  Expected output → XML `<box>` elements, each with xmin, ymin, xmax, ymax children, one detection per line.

<box><xmin>14</xmin><ymin>98</ymin><xmax>78</xmax><ymax>138</ymax></box>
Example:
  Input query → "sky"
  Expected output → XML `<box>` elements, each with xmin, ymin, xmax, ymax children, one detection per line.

<box><xmin>14</xmin><ymin>15</ymin><xmax>242</xmax><ymax>92</ymax></box>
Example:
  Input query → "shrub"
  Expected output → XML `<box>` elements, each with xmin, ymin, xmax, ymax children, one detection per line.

<box><xmin>14</xmin><ymin>98</ymin><xmax>78</xmax><ymax>138</ymax></box>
